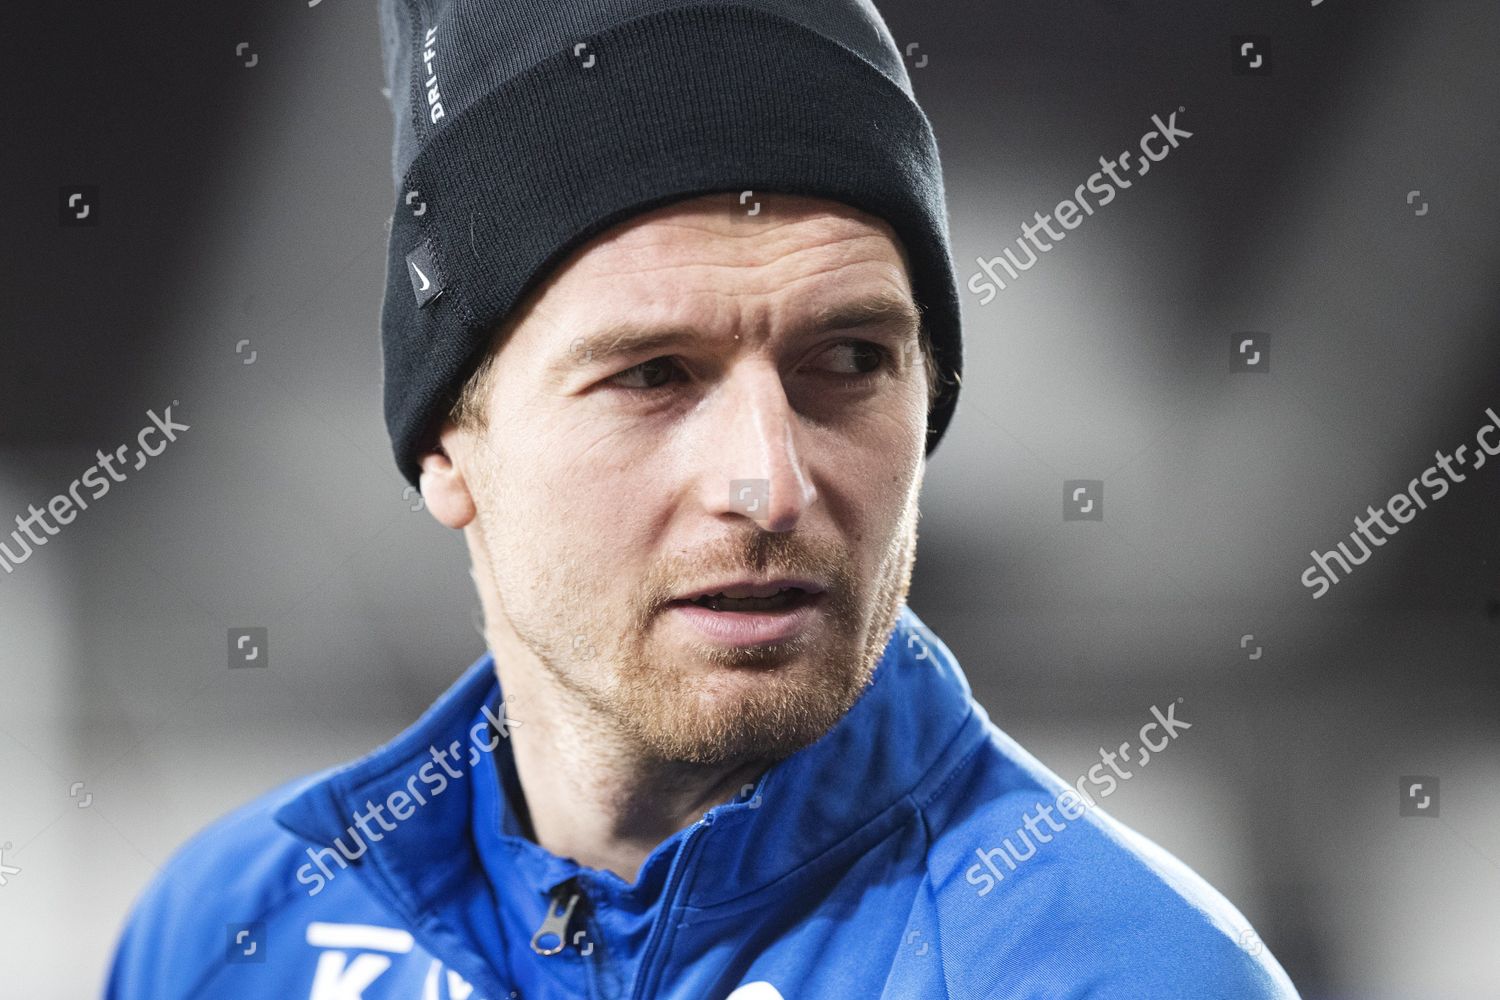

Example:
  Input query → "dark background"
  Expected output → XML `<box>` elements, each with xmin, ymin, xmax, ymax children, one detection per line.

<box><xmin>2</xmin><ymin>0</ymin><xmax>1497</xmax><ymax>996</ymax></box>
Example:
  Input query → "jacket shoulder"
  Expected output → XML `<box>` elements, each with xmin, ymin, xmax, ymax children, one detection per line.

<box><xmin>103</xmin><ymin>772</ymin><xmax>360</xmax><ymax>999</ymax></box>
<box><xmin>916</xmin><ymin>723</ymin><xmax>1301</xmax><ymax>998</ymax></box>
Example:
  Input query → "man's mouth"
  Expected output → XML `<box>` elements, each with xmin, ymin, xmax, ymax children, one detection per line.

<box><xmin>674</xmin><ymin>587</ymin><xmax>819</xmax><ymax>613</ymax></box>
<box><xmin>666</xmin><ymin>577</ymin><xmax>828</xmax><ymax>613</ymax></box>
<box><xmin>664</xmin><ymin>580</ymin><xmax>828</xmax><ymax>646</ymax></box>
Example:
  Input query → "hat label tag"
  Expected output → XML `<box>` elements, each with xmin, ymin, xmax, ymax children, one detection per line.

<box><xmin>405</xmin><ymin>239</ymin><xmax>444</xmax><ymax>308</ymax></box>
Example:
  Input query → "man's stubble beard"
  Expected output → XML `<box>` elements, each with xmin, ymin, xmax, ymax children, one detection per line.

<box><xmin>470</xmin><ymin>448</ymin><xmax>920</xmax><ymax>767</ymax></box>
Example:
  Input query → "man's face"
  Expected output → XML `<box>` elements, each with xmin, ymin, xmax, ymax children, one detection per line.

<box><xmin>446</xmin><ymin>191</ymin><xmax>928</xmax><ymax>766</ymax></box>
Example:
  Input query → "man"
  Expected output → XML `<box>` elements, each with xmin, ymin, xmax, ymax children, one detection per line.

<box><xmin>108</xmin><ymin>1</ymin><xmax>1299</xmax><ymax>997</ymax></box>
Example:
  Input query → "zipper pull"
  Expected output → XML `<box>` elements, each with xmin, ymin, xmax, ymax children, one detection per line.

<box><xmin>530</xmin><ymin>882</ymin><xmax>581</xmax><ymax>956</ymax></box>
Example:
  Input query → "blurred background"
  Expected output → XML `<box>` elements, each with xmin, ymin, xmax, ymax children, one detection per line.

<box><xmin>3</xmin><ymin>0</ymin><xmax>1498</xmax><ymax>996</ymax></box>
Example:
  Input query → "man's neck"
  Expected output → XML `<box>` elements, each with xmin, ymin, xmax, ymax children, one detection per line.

<box><xmin>492</xmin><ymin>654</ymin><xmax>765</xmax><ymax>885</ymax></box>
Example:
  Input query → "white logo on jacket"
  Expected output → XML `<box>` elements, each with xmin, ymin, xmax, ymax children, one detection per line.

<box><xmin>303</xmin><ymin>923</ymin><xmax>474</xmax><ymax>1000</ymax></box>
<box><xmin>727</xmin><ymin>984</ymin><xmax>786</xmax><ymax>1000</ymax></box>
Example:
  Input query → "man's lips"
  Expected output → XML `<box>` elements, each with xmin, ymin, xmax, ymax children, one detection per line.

<box><xmin>669</xmin><ymin>577</ymin><xmax>828</xmax><ymax>603</ymax></box>
<box><xmin>664</xmin><ymin>590</ymin><xmax>827</xmax><ymax>646</ymax></box>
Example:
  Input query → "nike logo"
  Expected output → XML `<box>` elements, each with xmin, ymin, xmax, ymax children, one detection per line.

<box><xmin>405</xmin><ymin>241</ymin><xmax>442</xmax><ymax>307</ymax></box>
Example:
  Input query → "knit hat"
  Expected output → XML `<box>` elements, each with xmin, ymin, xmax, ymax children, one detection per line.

<box><xmin>377</xmin><ymin>0</ymin><xmax>964</xmax><ymax>489</ymax></box>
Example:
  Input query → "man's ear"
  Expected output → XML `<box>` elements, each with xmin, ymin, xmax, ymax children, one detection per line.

<box><xmin>419</xmin><ymin>422</ymin><xmax>478</xmax><ymax>529</ymax></box>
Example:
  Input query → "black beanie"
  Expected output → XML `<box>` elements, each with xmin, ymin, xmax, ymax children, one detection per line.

<box><xmin>377</xmin><ymin>0</ymin><xmax>964</xmax><ymax>489</ymax></box>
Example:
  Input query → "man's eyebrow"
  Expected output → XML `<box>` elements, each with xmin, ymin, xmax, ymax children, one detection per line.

<box><xmin>545</xmin><ymin>291</ymin><xmax>921</xmax><ymax>384</ymax></box>
<box><xmin>810</xmin><ymin>291</ymin><xmax>922</xmax><ymax>336</ymax></box>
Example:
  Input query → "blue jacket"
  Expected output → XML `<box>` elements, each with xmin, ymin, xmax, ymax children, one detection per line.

<box><xmin>106</xmin><ymin>605</ymin><xmax>1299</xmax><ymax>999</ymax></box>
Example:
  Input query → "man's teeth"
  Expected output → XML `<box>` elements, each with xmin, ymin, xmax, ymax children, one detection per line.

<box><xmin>691</xmin><ymin>588</ymin><xmax>802</xmax><ymax>611</ymax></box>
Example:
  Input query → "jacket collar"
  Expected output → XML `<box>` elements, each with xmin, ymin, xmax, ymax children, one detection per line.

<box><xmin>273</xmin><ymin>604</ymin><xmax>985</xmax><ymax>942</ymax></box>
<box><xmin>678</xmin><ymin>604</ymin><xmax>984</xmax><ymax>906</ymax></box>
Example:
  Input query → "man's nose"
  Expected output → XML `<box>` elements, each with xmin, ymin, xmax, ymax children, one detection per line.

<box><xmin>702</xmin><ymin>367</ymin><xmax>816</xmax><ymax>532</ymax></box>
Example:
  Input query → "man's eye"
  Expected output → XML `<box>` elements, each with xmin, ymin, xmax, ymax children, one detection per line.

<box><xmin>823</xmin><ymin>340</ymin><xmax>891</xmax><ymax>378</ymax></box>
<box><xmin>604</xmin><ymin>341</ymin><xmax>891</xmax><ymax>393</ymax></box>
<box><xmin>607</xmin><ymin>357</ymin><xmax>684</xmax><ymax>391</ymax></box>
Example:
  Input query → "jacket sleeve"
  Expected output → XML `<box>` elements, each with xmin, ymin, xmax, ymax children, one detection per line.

<box><xmin>102</xmin><ymin>788</ymin><xmax>311</xmax><ymax>999</ymax></box>
<box><xmin>104</xmin><ymin>861</ymin><xmax>194</xmax><ymax>999</ymax></box>
<box><xmin>922</xmin><ymin>777</ymin><xmax>1302</xmax><ymax>999</ymax></box>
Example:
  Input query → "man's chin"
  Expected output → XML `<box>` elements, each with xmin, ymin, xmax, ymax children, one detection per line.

<box><xmin>610</xmin><ymin>652</ymin><xmax>875</xmax><ymax>766</ymax></box>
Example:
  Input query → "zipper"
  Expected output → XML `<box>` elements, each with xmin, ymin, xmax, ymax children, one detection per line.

<box><xmin>533</xmin><ymin>877</ymin><xmax>621</xmax><ymax>1000</ymax></box>
<box><xmin>531</xmin><ymin>880</ymin><xmax>582</xmax><ymax>956</ymax></box>
<box><xmin>628</xmin><ymin>815</ymin><xmax>714</xmax><ymax>1000</ymax></box>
